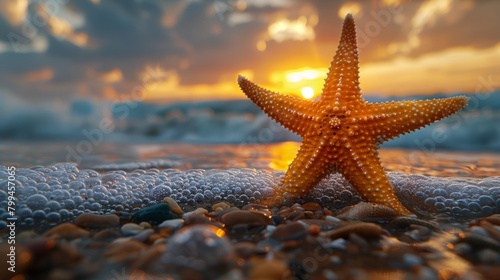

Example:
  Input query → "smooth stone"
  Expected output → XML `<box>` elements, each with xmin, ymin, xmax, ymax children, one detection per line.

<box><xmin>221</xmin><ymin>210</ymin><xmax>271</xmax><ymax>227</ymax></box>
<box><xmin>132</xmin><ymin>228</ymin><xmax>155</xmax><ymax>242</ymax></box>
<box><xmin>248</xmin><ymin>259</ymin><xmax>290</xmax><ymax>280</ymax></box>
<box><xmin>121</xmin><ymin>223</ymin><xmax>145</xmax><ymax>236</ymax></box>
<box><xmin>139</xmin><ymin>222</ymin><xmax>152</xmax><ymax>229</ymax></box>
<box><xmin>75</xmin><ymin>213</ymin><xmax>119</xmax><ymax>228</ymax></box>
<box><xmin>183</xmin><ymin>208</ymin><xmax>209</xmax><ymax>219</ymax></box>
<box><xmin>131</xmin><ymin>242</ymin><xmax>165</xmax><ymax>269</ymax></box>
<box><xmin>162</xmin><ymin>224</ymin><xmax>235</xmax><ymax>279</ymax></box>
<box><xmin>242</xmin><ymin>204</ymin><xmax>272</xmax><ymax>216</ymax></box>
<box><xmin>158</xmin><ymin>218</ymin><xmax>184</xmax><ymax>228</ymax></box>
<box><xmin>104</xmin><ymin>239</ymin><xmax>147</xmax><ymax>263</ymax></box>
<box><xmin>131</xmin><ymin>203</ymin><xmax>178</xmax><ymax>225</ymax></box>
<box><xmin>163</xmin><ymin>197</ymin><xmax>184</xmax><ymax>215</ymax></box>
<box><xmin>478</xmin><ymin>248</ymin><xmax>500</xmax><ymax>264</ymax></box>
<box><xmin>233</xmin><ymin>242</ymin><xmax>257</xmax><ymax>259</ymax></box>
<box><xmin>302</xmin><ymin>201</ymin><xmax>322</xmax><ymax>212</ymax></box>
<box><xmin>481</xmin><ymin>214</ymin><xmax>500</xmax><ymax>226</ymax></box>
<box><xmin>478</xmin><ymin>221</ymin><xmax>500</xmax><ymax>240</ymax></box>
<box><xmin>337</xmin><ymin>202</ymin><xmax>398</xmax><ymax>221</ymax></box>
<box><xmin>93</xmin><ymin>228</ymin><xmax>121</xmax><ymax>240</ymax></box>
<box><xmin>325</xmin><ymin>216</ymin><xmax>342</xmax><ymax>223</ymax></box>
<box><xmin>212</xmin><ymin>202</ymin><xmax>231</xmax><ymax>213</ymax></box>
<box><xmin>403</xmin><ymin>253</ymin><xmax>423</xmax><ymax>266</ymax></box>
<box><xmin>43</xmin><ymin>223</ymin><xmax>89</xmax><ymax>239</ymax></box>
<box><xmin>322</xmin><ymin>222</ymin><xmax>388</xmax><ymax>240</ymax></box>
<box><xmin>270</xmin><ymin>221</ymin><xmax>307</xmax><ymax>242</ymax></box>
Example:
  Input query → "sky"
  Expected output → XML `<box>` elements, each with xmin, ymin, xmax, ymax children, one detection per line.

<box><xmin>0</xmin><ymin>0</ymin><xmax>499</xmax><ymax>104</ymax></box>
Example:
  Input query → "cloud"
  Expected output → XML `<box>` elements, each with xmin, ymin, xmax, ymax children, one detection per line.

<box><xmin>0</xmin><ymin>0</ymin><xmax>28</xmax><ymax>26</ymax></box>
<box><xmin>0</xmin><ymin>0</ymin><xmax>498</xmax><ymax>103</ymax></box>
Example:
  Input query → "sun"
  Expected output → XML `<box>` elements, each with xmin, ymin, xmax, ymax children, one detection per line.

<box><xmin>301</xmin><ymin>86</ymin><xmax>315</xmax><ymax>99</ymax></box>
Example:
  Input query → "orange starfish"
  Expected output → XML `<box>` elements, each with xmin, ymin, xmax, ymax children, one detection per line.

<box><xmin>238</xmin><ymin>14</ymin><xmax>468</xmax><ymax>215</ymax></box>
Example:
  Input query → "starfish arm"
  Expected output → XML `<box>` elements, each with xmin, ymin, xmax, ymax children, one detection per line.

<box><xmin>238</xmin><ymin>75</ymin><xmax>316</xmax><ymax>135</ymax></box>
<box><xmin>319</xmin><ymin>14</ymin><xmax>365</xmax><ymax>108</ymax></box>
<box><xmin>278</xmin><ymin>138</ymin><xmax>333</xmax><ymax>197</ymax></box>
<box><xmin>338</xmin><ymin>141</ymin><xmax>411</xmax><ymax>214</ymax></box>
<box><xmin>370</xmin><ymin>96</ymin><xmax>469</xmax><ymax>142</ymax></box>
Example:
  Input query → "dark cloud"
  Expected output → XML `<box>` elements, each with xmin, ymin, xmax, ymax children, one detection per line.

<box><xmin>0</xmin><ymin>0</ymin><xmax>498</xmax><ymax>102</ymax></box>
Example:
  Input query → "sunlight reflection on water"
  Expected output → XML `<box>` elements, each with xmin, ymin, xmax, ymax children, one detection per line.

<box><xmin>0</xmin><ymin>141</ymin><xmax>498</xmax><ymax>178</ymax></box>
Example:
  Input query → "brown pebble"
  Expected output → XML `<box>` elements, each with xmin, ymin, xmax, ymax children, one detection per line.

<box><xmin>481</xmin><ymin>214</ymin><xmax>500</xmax><ymax>226</ymax></box>
<box><xmin>337</xmin><ymin>202</ymin><xmax>398</xmax><ymax>221</ymax></box>
<box><xmin>121</xmin><ymin>223</ymin><xmax>145</xmax><ymax>235</ymax></box>
<box><xmin>163</xmin><ymin>197</ymin><xmax>184</xmax><ymax>215</ymax></box>
<box><xmin>302</xmin><ymin>202</ymin><xmax>322</xmax><ymax>211</ymax></box>
<box><xmin>282</xmin><ymin>240</ymin><xmax>301</xmax><ymax>249</ymax></box>
<box><xmin>212</xmin><ymin>202</ymin><xmax>231</xmax><ymax>213</ymax></box>
<box><xmin>132</xmin><ymin>243</ymin><xmax>165</xmax><ymax>269</ymax></box>
<box><xmin>308</xmin><ymin>224</ymin><xmax>321</xmax><ymax>237</ymax></box>
<box><xmin>242</xmin><ymin>204</ymin><xmax>272</xmax><ymax>216</ymax></box>
<box><xmin>478</xmin><ymin>221</ymin><xmax>500</xmax><ymax>240</ymax></box>
<box><xmin>248</xmin><ymin>258</ymin><xmax>291</xmax><ymax>280</ymax></box>
<box><xmin>93</xmin><ymin>228</ymin><xmax>121</xmax><ymax>240</ymax></box>
<box><xmin>299</xmin><ymin>219</ymin><xmax>340</xmax><ymax>230</ymax></box>
<box><xmin>104</xmin><ymin>239</ymin><xmax>147</xmax><ymax>263</ymax></box>
<box><xmin>234</xmin><ymin>242</ymin><xmax>257</xmax><ymax>259</ymax></box>
<box><xmin>184</xmin><ymin>212</ymin><xmax>212</xmax><ymax>226</ymax></box>
<box><xmin>221</xmin><ymin>210</ymin><xmax>271</xmax><ymax>227</ymax></box>
<box><xmin>184</xmin><ymin>208</ymin><xmax>209</xmax><ymax>219</ymax></box>
<box><xmin>270</xmin><ymin>222</ymin><xmax>307</xmax><ymax>242</ymax></box>
<box><xmin>391</xmin><ymin>216</ymin><xmax>441</xmax><ymax>232</ymax></box>
<box><xmin>285</xmin><ymin>210</ymin><xmax>305</xmax><ymax>221</ymax></box>
<box><xmin>139</xmin><ymin>222</ymin><xmax>152</xmax><ymax>229</ymax></box>
<box><xmin>43</xmin><ymin>223</ymin><xmax>89</xmax><ymax>239</ymax></box>
<box><xmin>322</xmin><ymin>222</ymin><xmax>388</xmax><ymax>240</ymax></box>
<box><xmin>75</xmin><ymin>213</ymin><xmax>119</xmax><ymax>228</ymax></box>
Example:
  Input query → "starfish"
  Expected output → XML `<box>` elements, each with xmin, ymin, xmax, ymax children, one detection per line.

<box><xmin>238</xmin><ymin>14</ymin><xmax>468</xmax><ymax>215</ymax></box>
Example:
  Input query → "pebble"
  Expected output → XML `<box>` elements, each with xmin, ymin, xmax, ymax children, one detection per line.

<box><xmin>322</xmin><ymin>222</ymin><xmax>387</xmax><ymax>240</ymax></box>
<box><xmin>139</xmin><ymin>222</ymin><xmax>152</xmax><ymax>229</ymax></box>
<box><xmin>104</xmin><ymin>239</ymin><xmax>147</xmax><ymax>263</ymax></box>
<box><xmin>302</xmin><ymin>202</ymin><xmax>322</xmax><ymax>212</ymax></box>
<box><xmin>132</xmin><ymin>228</ymin><xmax>155</xmax><ymax>243</ymax></box>
<box><xmin>163</xmin><ymin>197</ymin><xmax>184</xmax><ymax>215</ymax></box>
<box><xmin>221</xmin><ymin>210</ymin><xmax>271</xmax><ymax>227</ymax></box>
<box><xmin>75</xmin><ymin>213</ymin><xmax>119</xmax><ymax>228</ymax></box>
<box><xmin>270</xmin><ymin>221</ymin><xmax>307</xmax><ymax>242</ymax></box>
<box><xmin>325</xmin><ymin>215</ymin><xmax>342</xmax><ymax>223</ymax></box>
<box><xmin>182</xmin><ymin>207</ymin><xmax>209</xmax><ymax>219</ymax></box>
<box><xmin>121</xmin><ymin>223</ymin><xmax>145</xmax><ymax>236</ymax></box>
<box><xmin>308</xmin><ymin>223</ymin><xmax>321</xmax><ymax>236</ymax></box>
<box><xmin>162</xmin><ymin>224</ymin><xmax>235</xmax><ymax>279</ymax></box>
<box><xmin>43</xmin><ymin>223</ymin><xmax>89</xmax><ymax>239</ymax></box>
<box><xmin>131</xmin><ymin>203</ymin><xmax>178</xmax><ymax>225</ymax></box>
<box><xmin>403</xmin><ymin>253</ymin><xmax>423</xmax><ymax>267</ymax></box>
<box><xmin>158</xmin><ymin>218</ymin><xmax>184</xmax><ymax>229</ymax></box>
<box><xmin>212</xmin><ymin>201</ymin><xmax>231</xmax><ymax>213</ymax></box>
<box><xmin>337</xmin><ymin>202</ymin><xmax>398</xmax><ymax>221</ymax></box>
<box><xmin>93</xmin><ymin>228</ymin><xmax>121</xmax><ymax>240</ymax></box>
<box><xmin>247</xmin><ymin>259</ymin><xmax>290</xmax><ymax>280</ymax></box>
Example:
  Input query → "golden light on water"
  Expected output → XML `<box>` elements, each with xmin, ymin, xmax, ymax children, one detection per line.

<box><xmin>268</xmin><ymin>142</ymin><xmax>300</xmax><ymax>170</ymax></box>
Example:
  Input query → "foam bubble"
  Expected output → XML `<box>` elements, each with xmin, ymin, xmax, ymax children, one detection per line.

<box><xmin>1</xmin><ymin>165</ymin><xmax>499</xmax><ymax>226</ymax></box>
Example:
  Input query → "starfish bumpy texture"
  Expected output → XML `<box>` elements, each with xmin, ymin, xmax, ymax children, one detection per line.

<box><xmin>238</xmin><ymin>14</ymin><xmax>468</xmax><ymax>215</ymax></box>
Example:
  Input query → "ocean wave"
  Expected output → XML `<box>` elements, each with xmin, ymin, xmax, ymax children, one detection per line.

<box><xmin>1</xmin><ymin>91</ymin><xmax>499</xmax><ymax>151</ymax></box>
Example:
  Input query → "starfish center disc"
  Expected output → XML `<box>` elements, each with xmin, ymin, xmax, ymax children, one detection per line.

<box><xmin>329</xmin><ymin>116</ymin><xmax>342</xmax><ymax>129</ymax></box>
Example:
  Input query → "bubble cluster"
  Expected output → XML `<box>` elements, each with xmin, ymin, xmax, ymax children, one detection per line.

<box><xmin>0</xmin><ymin>164</ymin><xmax>499</xmax><ymax>228</ymax></box>
<box><xmin>391</xmin><ymin>173</ymin><xmax>500</xmax><ymax>219</ymax></box>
